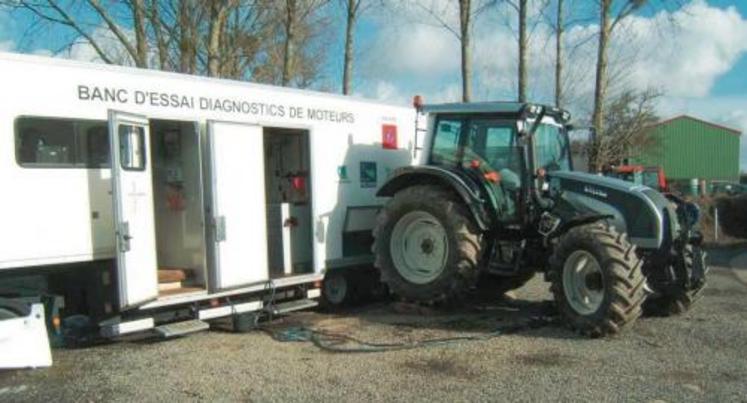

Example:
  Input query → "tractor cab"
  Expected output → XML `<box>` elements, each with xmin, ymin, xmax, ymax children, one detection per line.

<box><xmin>380</xmin><ymin>101</ymin><xmax>575</xmax><ymax>231</ymax></box>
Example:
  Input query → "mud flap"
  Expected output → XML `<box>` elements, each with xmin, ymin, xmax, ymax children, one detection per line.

<box><xmin>0</xmin><ymin>304</ymin><xmax>52</xmax><ymax>369</ymax></box>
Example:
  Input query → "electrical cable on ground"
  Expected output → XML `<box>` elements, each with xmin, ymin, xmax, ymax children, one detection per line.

<box><xmin>261</xmin><ymin>315</ymin><xmax>557</xmax><ymax>353</ymax></box>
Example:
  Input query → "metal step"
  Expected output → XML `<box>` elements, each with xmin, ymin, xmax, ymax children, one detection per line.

<box><xmin>155</xmin><ymin>319</ymin><xmax>209</xmax><ymax>338</ymax></box>
<box><xmin>266</xmin><ymin>298</ymin><xmax>318</xmax><ymax>315</ymax></box>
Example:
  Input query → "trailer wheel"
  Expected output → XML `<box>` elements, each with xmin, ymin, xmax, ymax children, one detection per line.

<box><xmin>321</xmin><ymin>270</ymin><xmax>353</xmax><ymax>309</ymax></box>
<box><xmin>373</xmin><ymin>185</ymin><xmax>482</xmax><ymax>303</ymax></box>
<box><xmin>643</xmin><ymin>245</ymin><xmax>706</xmax><ymax>316</ymax></box>
<box><xmin>549</xmin><ymin>223</ymin><xmax>647</xmax><ymax>337</ymax></box>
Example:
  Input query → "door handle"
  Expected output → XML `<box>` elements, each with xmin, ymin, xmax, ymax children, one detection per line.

<box><xmin>119</xmin><ymin>222</ymin><xmax>132</xmax><ymax>252</ymax></box>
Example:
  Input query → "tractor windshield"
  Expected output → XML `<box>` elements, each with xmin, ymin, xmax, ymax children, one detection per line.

<box><xmin>533</xmin><ymin>123</ymin><xmax>571</xmax><ymax>172</ymax></box>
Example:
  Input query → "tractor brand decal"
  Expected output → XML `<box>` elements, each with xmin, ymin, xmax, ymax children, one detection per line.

<box><xmin>583</xmin><ymin>185</ymin><xmax>608</xmax><ymax>199</ymax></box>
<box><xmin>337</xmin><ymin>165</ymin><xmax>350</xmax><ymax>183</ymax></box>
<box><xmin>382</xmin><ymin>124</ymin><xmax>398</xmax><ymax>149</ymax></box>
<box><xmin>360</xmin><ymin>161</ymin><xmax>378</xmax><ymax>188</ymax></box>
<box><xmin>76</xmin><ymin>84</ymin><xmax>356</xmax><ymax>124</ymax></box>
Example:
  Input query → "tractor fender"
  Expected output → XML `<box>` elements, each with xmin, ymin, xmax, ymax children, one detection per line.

<box><xmin>377</xmin><ymin>166</ymin><xmax>492</xmax><ymax>231</ymax></box>
<box><xmin>547</xmin><ymin>213</ymin><xmax>614</xmax><ymax>239</ymax></box>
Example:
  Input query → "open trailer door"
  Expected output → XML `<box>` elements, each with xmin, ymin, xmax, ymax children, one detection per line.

<box><xmin>205</xmin><ymin>121</ymin><xmax>269</xmax><ymax>291</ymax></box>
<box><xmin>108</xmin><ymin>110</ymin><xmax>159</xmax><ymax>309</ymax></box>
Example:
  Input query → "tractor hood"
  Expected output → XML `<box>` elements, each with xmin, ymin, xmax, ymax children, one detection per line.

<box><xmin>547</xmin><ymin>171</ymin><xmax>676</xmax><ymax>250</ymax></box>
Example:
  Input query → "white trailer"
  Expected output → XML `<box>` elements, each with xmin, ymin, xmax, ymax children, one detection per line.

<box><xmin>0</xmin><ymin>52</ymin><xmax>417</xmax><ymax>367</ymax></box>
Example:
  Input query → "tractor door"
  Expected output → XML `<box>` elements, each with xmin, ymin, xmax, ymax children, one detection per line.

<box><xmin>108</xmin><ymin>111</ymin><xmax>159</xmax><ymax>309</ymax></box>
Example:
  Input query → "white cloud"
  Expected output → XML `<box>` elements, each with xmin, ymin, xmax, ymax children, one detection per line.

<box><xmin>363</xmin><ymin>0</ymin><xmax>747</xmax><ymax>115</ymax></box>
<box><xmin>65</xmin><ymin>26</ymin><xmax>134</xmax><ymax>65</ymax></box>
<box><xmin>620</xmin><ymin>0</ymin><xmax>747</xmax><ymax>97</ymax></box>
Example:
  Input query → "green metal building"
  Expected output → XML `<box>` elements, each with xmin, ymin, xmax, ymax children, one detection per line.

<box><xmin>634</xmin><ymin>115</ymin><xmax>741</xmax><ymax>185</ymax></box>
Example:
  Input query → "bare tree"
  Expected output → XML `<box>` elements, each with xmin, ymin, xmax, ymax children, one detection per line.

<box><xmin>409</xmin><ymin>0</ymin><xmax>493</xmax><ymax>102</ymax></box>
<box><xmin>459</xmin><ymin>0</ymin><xmax>472</xmax><ymax>101</ymax></box>
<box><xmin>149</xmin><ymin>0</ymin><xmax>169</xmax><ymax>70</ymax></box>
<box><xmin>554</xmin><ymin>0</ymin><xmax>563</xmax><ymax>107</ymax></box>
<box><xmin>502</xmin><ymin>0</ymin><xmax>529</xmax><ymax>102</ymax></box>
<box><xmin>589</xmin><ymin>88</ymin><xmax>662</xmax><ymax>171</ymax></box>
<box><xmin>340</xmin><ymin>0</ymin><xmax>368</xmax><ymax>95</ymax></box>
<box><xmin>279</xmin><ymin>0</ymin><xmax>328</xmax><ymax>87</ymax></box>
<box><xmin>87</xmin><ymin>0</ymin><xmax>149</xmax><ymax>67</ymax></box>
<box><xmin>591</xmin><ymin>0</ymin><xmax>646</xmax><ymax>137</ymax></box>
<box><xmin>207</xmin><ymin>0</ymin><xmax>235</xmax><ymax>77</ymax></box>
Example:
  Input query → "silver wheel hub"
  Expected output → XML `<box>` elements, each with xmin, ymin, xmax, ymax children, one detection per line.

<box><xmin>390</xmin><ymin>211</ymin><xmax>449</xmax><ymax>285</ymax></box>
<box><xmin>562</xmin><ymin>250</ymin><xmax>605</xmax><ymax>315</ymax></box>
<box><xmin>324</xmin><ymin>274</ymin><xmax>348</xmax><ymax>305</ymax></box>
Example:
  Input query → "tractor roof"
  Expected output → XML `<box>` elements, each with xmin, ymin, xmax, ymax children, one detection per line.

<box><xmin>420</xmin><ymin>101</ymin><xmax>570</xmax><ymax>122</ymax></box>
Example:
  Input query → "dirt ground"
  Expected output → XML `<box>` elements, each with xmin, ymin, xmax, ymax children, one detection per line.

<box><xmin>1</xmin><ymin>246</ymin><xmax>746</xmax><ymax>402</ymax></box>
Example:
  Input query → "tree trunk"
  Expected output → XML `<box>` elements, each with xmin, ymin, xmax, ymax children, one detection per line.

<box><xmin>554</xmin><ymin>0</ymin><xmax>564</xmax><ymax>108</ymax></box>
<box><xmin>591</xmin><ymin>0</ymin><xmax>612</xmax><ymax>171</ymax></box>
<box><xmin>178</xmin><ymin>0</ymin><xmax>196</xmax><ymax>74</ymax></box>
<box><xmin>282</xmin><ymin>0</ymin><xmax>298</xmax><ymax>86</ymax></box>
<box><xmin>208</xmin><ymin>0</ymin><xmax>231</xmax><ymax>77</ymax></box>
<box><xmin>459</xmin><ymin>0</ymin><xmax>471</xmax><ymax>102</ymax></box>
<box><xmin>342</xmin><ymin>0</ymin><xmax>358</xmax><ymax>95</ymax></box>
<box><xmin>149</xmin><ymin>0</ymin><xmax>168</xmax><ymax>70</ymax></box>
<box><xmin>133</xmin><ymin>0</ymin><xmax>148</xmax><ymax>68</ymax></box>
<box><xmin>517</xmin><ymin>0</ymin><xmax>527</xmax><ymax>103</ymax></box>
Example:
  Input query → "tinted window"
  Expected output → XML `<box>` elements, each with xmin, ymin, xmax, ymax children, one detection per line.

<box><xmin>16</xmin><ymin>117</ymin><xmax>109</xmax><ymax>168</ymax></box>
<box><xmin>430</xmin><ymin>118</ymin><xmax>462</xmax><ymax>166</ymax></box>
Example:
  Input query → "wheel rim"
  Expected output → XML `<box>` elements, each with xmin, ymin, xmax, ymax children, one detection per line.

<box><xmin>324</xmin><ymin>274</ymin><xmax>348</xmax><ymax>305</ymax></box>
<box><xmin>390</xmin><ymin>211</ymin><xmax>449</xmax><ymax>285</ymax></box>
<box><xmin>562</xmin><ymin>250</ymin><xmax>605</xmax><ymax>315</ymax></box>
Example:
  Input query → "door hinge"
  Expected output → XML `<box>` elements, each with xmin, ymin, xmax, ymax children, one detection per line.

<box><xmin>215</xmin><ymin>216</ymin><xmax>226</xmax><ymax>242</ymax></box>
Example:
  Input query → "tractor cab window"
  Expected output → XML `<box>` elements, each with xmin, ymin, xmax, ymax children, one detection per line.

<box><xmin>430</xmin><ymin>118</ymin><xmax>462</xmax><ymax>166</ymax></box>
<box><xmin>534</xmin><ymin>123</ymin><xmax>571</xmax><ymax>172</ymax></box>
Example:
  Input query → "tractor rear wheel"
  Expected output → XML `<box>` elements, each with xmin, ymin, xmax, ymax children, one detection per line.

<box><xmin>373</xmin><ymin>185</ymin><xmax>483</xmax><ymax>303</ymax></box>
<box><xmin>643</xmin><ymin>245</ymin><xmax>706</xmax><ymax>316</ymax></box>
<box><xmin>549</xmin><ymin>223</ymin><xmax>647</xmax><ymax>337</ymax></box>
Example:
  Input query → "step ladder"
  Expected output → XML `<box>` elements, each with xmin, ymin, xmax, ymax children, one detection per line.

<box><xmin>265</xmin><ymin>298</ymin><xmax>318</xmax><ymax>316</ymax></box>
<box><xmin>155</xmin><ymin>319</ymin><xmax>209</xmax><ymax>338</ymax></box>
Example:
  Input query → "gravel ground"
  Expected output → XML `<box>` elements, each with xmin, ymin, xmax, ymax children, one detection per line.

<box><xmin>1</xmin><ymin>246</ymin><xmax>746</xmax><ymax>402</ymax></box>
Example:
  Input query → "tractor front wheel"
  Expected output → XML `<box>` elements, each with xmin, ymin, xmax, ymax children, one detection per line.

<box><xmin>549</xmin><ymin>223</ymin><xmax>647</xmax><ymax>337</ymax></box>
<box><xmin>643</xmin><ymin>244</ymin><xmax>707</xmax><ymax>316</ymax></box>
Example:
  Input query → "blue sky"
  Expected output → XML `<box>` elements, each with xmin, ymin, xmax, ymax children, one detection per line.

<box><xmin>1</xmin><ymin>1</ymin><xmax>747</xmax><ymax>168</ymax></box>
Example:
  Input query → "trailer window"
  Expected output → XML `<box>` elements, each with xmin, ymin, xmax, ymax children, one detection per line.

<box><xmin>118</xmin><ymin>125</ymin><xmax>146</xmax><ymax>171</ymax></box>
<box><xmin>15</xmin><ymin>117</ymin><xmax>110</xmax><ymax>168</ymax></box>
<box><xmin>17</xmin><ymin>118</ymin><xmax>76</xmax><ymax>166</ymax></box>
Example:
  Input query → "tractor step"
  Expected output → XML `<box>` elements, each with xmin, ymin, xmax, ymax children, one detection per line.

<box><xmin>155</xmin><ymin>319</ymin><xmax>209</xmax><ymax>338</ymax></box>
<box><xmin>266</xmin><ymin>299</ymin><xmax>318</xmax><ymax>315</ymax></box>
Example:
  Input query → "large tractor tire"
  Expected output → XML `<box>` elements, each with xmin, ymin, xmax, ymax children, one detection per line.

<box><xmin>548</xmin><ymin>223</ymin><xmax>647</xmax><ymax>337</ymax></box>
<box><xmin>643</xmin><ymin>245</ymin><xmax>706</xmax><ymax>317</ymax></box>
<box><xmin>373</xmin><ymin>185</ymin><xmax>483</xmax><ymax>303</ymax></box>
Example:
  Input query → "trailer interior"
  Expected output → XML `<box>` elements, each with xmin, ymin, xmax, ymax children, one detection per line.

<box><xmin>263</xmin><ymin>128</ymin><xmax>314</xmax><ymax>279</ymax></box>
<box><xmin>146</xmin><ymin>121</ymin><xmax>314</xmax><ymax>297</ymax></box>
<box><xmin>149</xmin><ymin>119</ymin><xmax>207</xmax><ymax>297</ymax></box>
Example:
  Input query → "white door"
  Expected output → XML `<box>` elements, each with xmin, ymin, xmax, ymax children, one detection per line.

<box><xmin>109</xmin><ymin>111</ymin><xmax>158</xmax><ymax>309</ymax></box>
<box><xmin>206</xmin><ymin>121</ymin><xmax>268</xmax><ymax>291</ymax></box>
